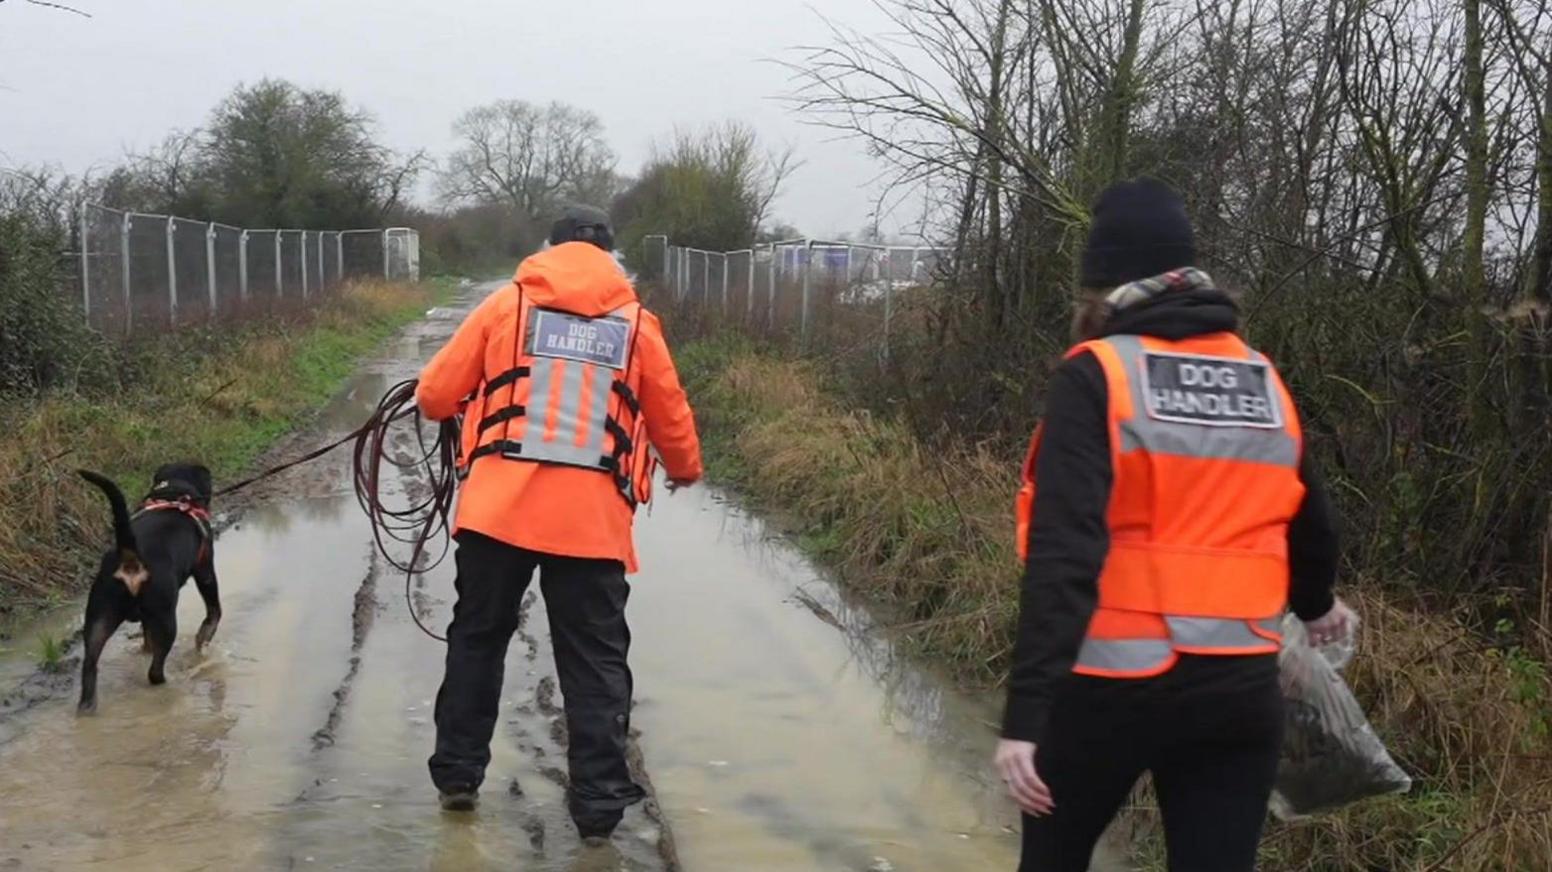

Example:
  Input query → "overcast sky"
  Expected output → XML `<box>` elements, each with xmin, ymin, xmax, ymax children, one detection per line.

<box><xmin>1</xmin><ymin>0</ymin><xmax>913</xmax><ymax>238</ymax></box>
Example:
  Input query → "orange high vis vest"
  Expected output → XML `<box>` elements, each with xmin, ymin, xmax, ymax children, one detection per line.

<box><xmin>1016</xmin><ymin>332</ymin><xmax>1306</xmax><ymax>678</ymax></box>
<box><xmin>461</xmin><ymin>286</ymin><xmax>656</xmax><ymax>509</ymax></box>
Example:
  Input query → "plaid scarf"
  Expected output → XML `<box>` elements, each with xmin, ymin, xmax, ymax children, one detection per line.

<box><xmin>1104</xmin><ymin>267</ymin><xmax>1215</xmax><ymax>313</ymax></box>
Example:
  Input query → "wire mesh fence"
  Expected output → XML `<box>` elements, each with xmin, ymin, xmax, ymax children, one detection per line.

<box><xmin>650</xmin><ymin>236</ymin><xmax>948</xmax><ymax>363</ymax></box>
<box><xmin>75</xmin><ymin>204</ymin><xmax>420</xmax><ymax>338</ymax></box>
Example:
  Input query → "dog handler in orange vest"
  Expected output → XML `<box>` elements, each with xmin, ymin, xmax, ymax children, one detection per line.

<box><xmin>416</xmin><ymin>205</ymin><xmax>702</xmax><ymax>840</ymax></box>
<box><xmin>996</xmin><ymin>179</ymin><xmax>1354</xmax><ymax>871</ymax></box>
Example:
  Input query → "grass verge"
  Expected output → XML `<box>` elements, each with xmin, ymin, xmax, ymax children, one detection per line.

<box><xmin>0</xmin><ymin>277</ymin><xmax>453</xmax><ymax>618</ymax></box>
<box><xmin>678</xmin><ymin>332</ymin><xmax>1552</xmax><ymax>871</ymax></box>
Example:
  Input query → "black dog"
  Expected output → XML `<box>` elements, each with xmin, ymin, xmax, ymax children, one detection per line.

<box><xmin>76</xmin><ymin>463</ymin><xmax>220</xmax><ymax>714</ymax></box>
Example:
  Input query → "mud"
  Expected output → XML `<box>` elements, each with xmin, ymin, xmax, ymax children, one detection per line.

<box><xmin>0</xmin><ymin>280</ymin><xmax>1126</xmax><ymax>871</ymax></box>
<box><xmin>310</xmin><ymin>550</ymin><xmax>380</xmax><ymax>751</ymax></box>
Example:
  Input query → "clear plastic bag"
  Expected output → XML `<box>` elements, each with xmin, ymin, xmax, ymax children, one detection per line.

<box><xmin>1270</xmin><ymin>614</ymin><xmax>1412</xmax><ymax>821</ymax></box>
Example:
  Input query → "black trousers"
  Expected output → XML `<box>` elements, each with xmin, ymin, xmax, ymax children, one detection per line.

<box><xmin>1019</xmin><ymin>668</ymin><xmax>1283</xmax><ymax>872</ymax></box>
<box><xmin>428</xmin><ymin>531</ymin><xmax>646</xmax><ymax>827</ymax></box>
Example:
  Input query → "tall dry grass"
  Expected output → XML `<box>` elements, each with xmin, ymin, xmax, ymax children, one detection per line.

<box><xmin>0</xmin><ymin>279</ymin><xmax>441</xmax><ymax>615</ymax></box>
<box><xmin>680</xmin><ymin>335</ymin><xmax>1552</xmax><ymax>871</ymax></box>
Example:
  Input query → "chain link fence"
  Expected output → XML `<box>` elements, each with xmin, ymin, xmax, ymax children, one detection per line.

<box><xmin>76</xmin><ymin>204</ymin><xmax>420</xmax><ymax>337</ymax></box>
<box><xmin>644</xmin><ymin>234</ymin><xmax>946</xmax><ymax>362</ymax></box>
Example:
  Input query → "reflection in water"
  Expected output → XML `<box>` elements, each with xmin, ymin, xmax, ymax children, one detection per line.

<box><xmin>630</xmin><ymin>488</ymin><xmax>1023</xmax><ymax>871</ymax></box>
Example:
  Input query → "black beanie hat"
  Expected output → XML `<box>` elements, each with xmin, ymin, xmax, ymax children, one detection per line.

<box><xmin>1079</xmin><ymin>178</ymin><xmax>1195</xmax><ymax>288</ymax></box>
<box><xmin>549</xmin><ymin>204</ymin><xmax>615</xmax><ymax>252</ymax></box>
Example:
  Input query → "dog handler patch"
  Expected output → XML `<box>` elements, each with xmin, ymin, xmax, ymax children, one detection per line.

<box><xmin>1140</xmin><ymin>352</ymin><xmax>1282</xmax><ymax>428</ymax></box>
<box><xmin>527</xmin><ymin>309</ymin><xmax>632</xmax><ymax>370</ymax></box>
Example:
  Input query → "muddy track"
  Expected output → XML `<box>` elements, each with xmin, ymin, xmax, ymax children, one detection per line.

<box><xmin>310</xmin><ymin>548</ymin><xmax>380</xmax><ymax>751</ymax></box>
<box><xmin>0</xmin><ymin>284</ymin><xmax>1043</xmax><ymax>871</ymax></box>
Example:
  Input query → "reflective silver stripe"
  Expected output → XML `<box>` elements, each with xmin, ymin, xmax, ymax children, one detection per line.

<box><xmin>522</xmin><ymin>439</ymin><xmax>607</xmax><ymax>467</ymax></box>
<box><xmin>1258</xmin><ymin>614</ymin><xmax>1284</xmax><ymax>634</ymax></box>
<box><xmin>579</xmin><ymin>363</ymin><xmax>612</xmax><ymax>455</ymax></box>
<box><xmin>555</xmin><ymin>356</ymin><xmax>585</xmax><ymax>444</ymax></box>
<box><xmin>1167</xmin><ymin>617</ymin><xmax>1278</xmax><ymax>650</ymax></box>
<box><xmin>1104</xmin><ymin>335</ymin><xmax>1299</xmax><ymax>467</ymax></box>
<box><xmin>1074</xmin><ymin>637</ymin><xmax>1175</xmax><ymax>674</ymax></box>
<box><xmin>527</xmin><ymin>355</ymin><xmax>556</xmax><ymax>438</ymax></box>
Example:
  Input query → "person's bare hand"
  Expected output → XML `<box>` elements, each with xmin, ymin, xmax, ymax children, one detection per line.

<box><xmin>665</xmin><ymin>478</ymin><xmax>696</xmax><ymax>494</ymax></box>
<box><xmin>1304</xmin><ymin>597</ymin><xmax>1357</xmax><ymax>647</ymax></box>
<box><xmin>995</xmin><ymin>739</ymin><xmax>1054</xmax><ymax>816</ymax></box>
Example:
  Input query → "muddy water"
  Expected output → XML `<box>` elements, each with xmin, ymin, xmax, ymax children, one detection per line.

<box><xmin>0</xmin><ymin>280</ymin><xmax>1119</xmax><ymax>871</ymax></box>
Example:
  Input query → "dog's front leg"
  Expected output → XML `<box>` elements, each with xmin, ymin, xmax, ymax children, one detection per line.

<box><xmin>193</xmin><ymin>557</ymin><xmax>222</xmax><ymax>652</ymax></box>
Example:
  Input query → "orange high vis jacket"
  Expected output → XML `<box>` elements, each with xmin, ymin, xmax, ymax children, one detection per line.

<box><xmin>417</xmin><ymin>243</ymin><xmax>703</xmax><ymax>572</ymax></box>
<box><xmin>1015</xmin><ymin>332</ymin><xmax>1305</xmax><ymax>678</ymax></box>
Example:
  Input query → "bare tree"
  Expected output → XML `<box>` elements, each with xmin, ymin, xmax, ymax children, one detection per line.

<box><xmin>438</xmin><ymin>100</ymin><xmax>616</xmax><ymax>219</ymax></box>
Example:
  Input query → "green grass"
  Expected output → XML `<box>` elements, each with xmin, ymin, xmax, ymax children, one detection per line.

<box><xmin>35</xmin><ymin>633</ymin><xmax>64</xmax><ymax>671</ymax></box>
<box><xmin>0</xmin><ymin>278</ymin><xmax>454</xmax><ymax>616</ymax></box>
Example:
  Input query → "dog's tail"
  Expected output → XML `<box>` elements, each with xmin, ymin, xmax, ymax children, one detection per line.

<box><xmin>78</xmin><ymin>470</ymin><xmax>137</xmax><ymax>554</ymax></box>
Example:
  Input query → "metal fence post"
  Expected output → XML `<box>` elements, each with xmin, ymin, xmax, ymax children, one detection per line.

<box><xmin>767</xmin><ymin>243</ymin><xmax>777</xmax><ymax>327</ymax></box>
<box><xmin>239</xmin><ymin>230</ymin><xmax>250</xmax><ymax>300</ymax></box>
<box><xmin>911</xmin><ymin>247</ymin><xmax>921</xmax><ymax>283</ymax></box>
<box><xmin>79</xmin><ymin>211</ymin><xmax>91</xmax><ymax>321</ymax></box>
<box><xmin>883</xmin><ymin>274</ymin><xmax>893</xmax><ymax>363</ymax></box>
<box><xmin>721</xmin><ymin>253</ymin><xmax>729</xmax><ymax>316</ymax></box>
<box><xmin>800</xmin><ymin>240</ymin><xmax>814</xmax><ymax>346</ymax></box>
<box><xmin>318</xmin><ymin>232</ymin><xmax>325</xmax><ymax>291</ymax></box>
<box><xmin>663</xmin><ymin>240</ymin><xmax>671</xmax><ymax>279</ymax></box>
<box><xmin>205</xmin><ymin>223</ymin><xmax>218</xmax><ymax>318</ymax></box>
<box><xmin>121</xmin><ymin>213</ymin><xmax>133</xmax><ymax>333</ymax></box>
<box><xmin>382</xmin><ymin>229</ymin><xmax>391</xmax><ymax>278</ymax></box>
<box><xmin>300</xmin><ymin>231</ymin><xmax>310</xmax><ymax>298</ymax></box>
<box><xmin>703</xmin><ymin>251</ymin><xmax>710</xmax><ymax>303</ymax></box>
<box><xmin>165</xmin><ymin>216</ymin><xmax>178</xmax><ymax>324</ymax></box>
<box><xmin>336</xmin><ymin>232</ymin><xmax>345</xmax><ymax>283</ymax></box>
<box><xmin>747</xmin><ymin>250</ymin><xmax>756</xmax><ymax>321</ymax></box>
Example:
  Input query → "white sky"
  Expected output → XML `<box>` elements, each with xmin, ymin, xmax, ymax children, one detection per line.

<box><xmin>0</xmin><ymin>0</ymin><xmax>912</xmax><ymax>238</ymax></box>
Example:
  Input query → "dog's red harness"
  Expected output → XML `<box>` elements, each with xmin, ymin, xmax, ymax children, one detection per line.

<box><xmin>133</xmin><ymin>498</ymin><xmax>214</xmax><ymax>565</ymax></box>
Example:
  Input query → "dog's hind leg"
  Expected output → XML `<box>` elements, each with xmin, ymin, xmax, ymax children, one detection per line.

<box><xmin>192</xmin><ymin>559</ymin><xmax>222</xmax><ymax>653</ymax></box>
<box><xmin>143</xmin><ymin>609</ymin><xmax>177</xmax><ymax>687</ymax></box>
<box><xmin>79</xmin><ymin>608</ymin><xmax>125</xmax><ymax>715</ymax></box>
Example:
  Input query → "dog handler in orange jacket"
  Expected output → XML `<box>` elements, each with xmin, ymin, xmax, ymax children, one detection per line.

<box><xmin>416</xmin><ymin>205</ymin><xmax>702</xmax><ymax>840</ymax></box>
<box><xmin>996</xmin><ymin>180</ymin><xmax>1355</xmax><ymax>871</ymax></box>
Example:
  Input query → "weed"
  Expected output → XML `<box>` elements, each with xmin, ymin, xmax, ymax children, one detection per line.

<box><xmin>35</xmin><ymin>633</ymin><xmax>64</xmax><ymax>670</ymax></box>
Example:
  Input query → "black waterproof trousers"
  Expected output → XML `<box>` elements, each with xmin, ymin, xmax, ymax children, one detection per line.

<box><xmin>428</xmin><ymin>531</ymin><xmax>645</xmax><ymax>832</ymax></box>
<box><xmin>1019</xmin><ymin>666</ymin><xmax>1284</xmax><ymax>872</ymax></box>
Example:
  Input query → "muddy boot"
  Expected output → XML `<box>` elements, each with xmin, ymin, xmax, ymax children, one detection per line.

<box><xmin>572</xmin><ymin>805</ymin><xmax>623</xmax><ymax>842</ymax></box>
<box><xmin>439</xmin><ymin>786</ymin><xmax>479</xmax><ymax>812</ymax></box>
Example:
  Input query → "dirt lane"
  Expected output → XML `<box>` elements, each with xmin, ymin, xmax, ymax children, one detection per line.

<box><xmin>0</xmin><ymin>281</ymin><xmax>1118</xmax><ymax>871</ymax></box>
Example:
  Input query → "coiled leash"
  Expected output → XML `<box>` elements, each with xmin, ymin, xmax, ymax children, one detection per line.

<box><xmin>214</xmin><ymin>379</ymin><xmax>460</xmax><ymax>643</ymax></box>
<box><xmin>349</xmin><ymin>380</ymin><xmax>460</xmax><ymax>643</ymax></box>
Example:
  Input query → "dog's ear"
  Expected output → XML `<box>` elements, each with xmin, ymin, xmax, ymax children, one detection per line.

<box><xmin>191</xmin><ymin>465</ymin><xmax>214</xmax><ymax>503</ymax></box>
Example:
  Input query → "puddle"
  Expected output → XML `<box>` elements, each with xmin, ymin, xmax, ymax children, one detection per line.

<box><xmin>0</xmin><ymin>279</ymin><xmax>1123</xmax><ymax>871</ymax></box>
